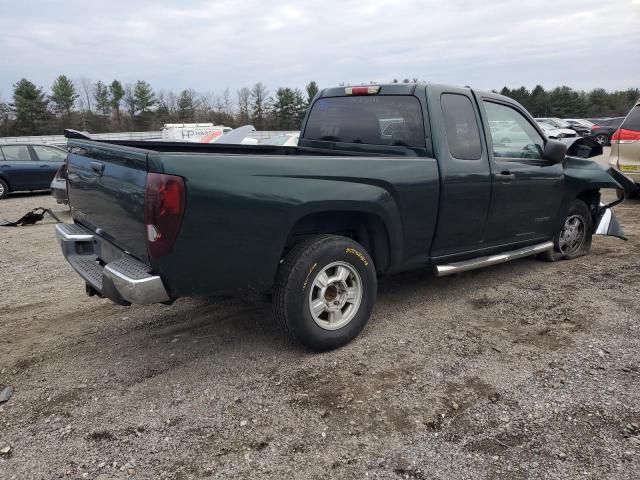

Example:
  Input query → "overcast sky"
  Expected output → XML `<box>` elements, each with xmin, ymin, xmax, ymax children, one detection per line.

<box><xmin>1</xmin><ymin>0</ymin><xmax>639</xmax><ymax>100</ymax></box>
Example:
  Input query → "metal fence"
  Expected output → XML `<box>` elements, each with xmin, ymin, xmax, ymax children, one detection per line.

<box><xmin>0</xmin><ymin>130</ymin><xmax>299</xmax><ymax>145</ymax></box>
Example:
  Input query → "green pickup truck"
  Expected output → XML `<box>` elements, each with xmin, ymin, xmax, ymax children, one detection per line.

<box><xmin>56</xmin><ymin>83</ymin><xmax>626</xmax><ymax>350</ymax></box>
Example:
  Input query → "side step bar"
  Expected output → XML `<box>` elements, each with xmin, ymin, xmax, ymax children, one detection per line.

<box><xmin>435</xmin><ymin>241</ymin><xmax>553</xmax><ymax>277</ymax></box>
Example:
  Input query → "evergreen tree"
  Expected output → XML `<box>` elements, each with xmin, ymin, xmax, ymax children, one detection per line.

<box><xmin>109</xmin><ymin>80</ymin><xmax>125</xmax><ymax>128</ymax></box>
<box><xmin>12</xmin><ymin>78</ymin><xmax>50</xmax><ymax>134</ymax></box>
<box><xmin>94</xmin><ymin>81</ymin><xmax>111</xmax><ymax>116</ymax></box>
<box><xmin>305</xmin><ymin>81</ymin><xmax>319</xmax><ymax>105</ymax></box>
<box><xmin>133</xmin><ymin>80</ymin><xmax>156</xmax><ymax>113</ymax></box>
<box><xmin>49</xmin><ymin>75</ymin><xmax>78</xmax><ymax>118</ymax></box>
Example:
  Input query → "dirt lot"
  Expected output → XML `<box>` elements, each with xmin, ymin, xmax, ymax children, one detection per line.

<box><xmin>1</xmin><ymin>183</ymin><xmax>639</xmax><ymax>479</ymax></box>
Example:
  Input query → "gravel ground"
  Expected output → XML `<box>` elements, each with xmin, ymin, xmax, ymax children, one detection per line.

<box><xmin>0</xmin><ymin>178</ymin><xmax>639</xmax><ymax>479</ymax></box>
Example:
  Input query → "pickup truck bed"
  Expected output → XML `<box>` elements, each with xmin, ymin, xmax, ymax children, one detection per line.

<box><xmin>57</xmin><ymin>82</ymin><xmax>626</xmax><ymax>350</ymax></box>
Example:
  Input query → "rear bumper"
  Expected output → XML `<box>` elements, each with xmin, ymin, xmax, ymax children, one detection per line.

<box><xmin>55</xmin><ymin>223</ymin><xmax>170</xmax><ymax>305</ymax></box>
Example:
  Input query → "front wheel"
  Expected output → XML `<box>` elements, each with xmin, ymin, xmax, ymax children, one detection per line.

<box><xmin>541</xmin><ymin>199</ymin><xmax>593</xmax><ymax>262</ymax></box>
<box><xmin>273</xmin><ymin>235</ymin><xmax>377</xmax><ymax>350</ymax></box>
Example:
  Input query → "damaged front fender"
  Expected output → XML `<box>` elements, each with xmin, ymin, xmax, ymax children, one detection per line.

<box><xmin>563</xmin><ymin>155</ymin><xmax>627</xmax><ymax>241</ymax></box>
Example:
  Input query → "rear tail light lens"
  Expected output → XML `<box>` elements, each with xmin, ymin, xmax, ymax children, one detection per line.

<box><xmin>345</xmin><ymin>86</ymin><xmax>380</xmax><ymax>95</ymax></box>
<box><xmin>610</xmin><ymin>128</ymin><xmax>640</xmax><ymax>144</ymax></box>
<box><xmin>591</xmin><ymin>125</ymin><xmax>600</xmax><ymax>131</ymax></box>
<box><xmin>144</xmin><ymin>173</ymin><xmax>185</xmax><ymax>258</ymax></box>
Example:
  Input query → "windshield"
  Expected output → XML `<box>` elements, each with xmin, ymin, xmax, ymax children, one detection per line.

<box><xmin>304</xmin><ymin>96</ymin><xmax>426</xmax><ymax>148</ymax></box>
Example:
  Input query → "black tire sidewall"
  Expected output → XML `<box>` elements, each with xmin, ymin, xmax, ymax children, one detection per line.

<box><xmin>282</xmin><ymin>237</ymin><xmax>376</xmax><ymax>350</ymax></box>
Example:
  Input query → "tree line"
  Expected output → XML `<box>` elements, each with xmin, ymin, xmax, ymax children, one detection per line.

<box><xmin>0</xmin><ymin>76</ymin><xmax>637</xmax><ymax>137</ymax></box>
<box><xmin>0</xmin><ymin>76</ymin><xmax>319</xmax><ymax>136</ymax></box>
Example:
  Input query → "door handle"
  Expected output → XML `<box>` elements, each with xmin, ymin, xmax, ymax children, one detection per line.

<box><xmin>0</xmin><ymin>164</ymin><xmax>10</xmax><ymax>168</ymax></box>
<box><xmin>90</xmin><ymin>161</ymin><xmax>105</xmax><ymax>176</ymax></box>
<box><xmin>495</xmin><ymin>171</ymin><xmax>515</xmax><ymax>181</ymax></box>
<box><xmin>39</xmin><ymin>164</ymin><xmax>49</xmax><ymax>168</ymax></box>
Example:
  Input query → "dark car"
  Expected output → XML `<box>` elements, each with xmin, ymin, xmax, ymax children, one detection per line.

<box><xmin>0</xmin><ymin>144</ymin><xmax>67</xmax><ymax>199</ymax></box>
<box><xmin>589</xmin><ymin>117</ymin><xmax>625</xmax><ymax>146</ymax></box>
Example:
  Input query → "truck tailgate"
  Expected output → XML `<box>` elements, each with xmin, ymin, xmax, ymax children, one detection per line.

<box><xmin>66</xmin><ymin>140</ymin><xmax>150</xmax><ymax>264</ymax></box>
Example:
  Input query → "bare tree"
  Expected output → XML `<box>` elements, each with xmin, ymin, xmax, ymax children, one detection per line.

<box><xmin>250</xmin><ymin>82</ymin><xmax>269</xmax><ymax>129</ymax></box>
<box><xmin>237</xmin><ymin>87</ymin><xmax>251</xmax><ymax>125</ymax></box>
<box><xmin>77</xmin><ymin>77</ymin><xmax>94</xmax><ymax>113</ymax></box>
<box><xmin>197</xmin><ymin>90</ymin><xmax>216</xmax><ymax>122</ymax></box>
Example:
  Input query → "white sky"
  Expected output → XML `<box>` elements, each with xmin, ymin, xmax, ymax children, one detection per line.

<box><xmin>1</xmin><ymin>0</ymin><xmax>639</xmax><ymax>100</ymax></box>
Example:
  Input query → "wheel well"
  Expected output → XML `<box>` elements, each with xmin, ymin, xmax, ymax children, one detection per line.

<box><xmin>0</xmin><ymin>175</ymin><xmax>9</xmax><ymax>190</ymax></box>
<box><xmin>283</xmin><ymin>211</ymin><xmax>391</xmax><ymax>273</ymax></box>
<box><xmin>576</xmin><ymin>189</ymin><xmax>600</xmax><ymax>222</ymax></box>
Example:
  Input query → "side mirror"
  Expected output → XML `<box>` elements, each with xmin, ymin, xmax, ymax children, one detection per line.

<box><xmin>543</xmin><ymin>139</ymin><xmax>567</xmax><ymax>164</ymax></box>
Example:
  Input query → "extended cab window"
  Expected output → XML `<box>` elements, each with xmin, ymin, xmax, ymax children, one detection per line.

<box><xmin>484</xmin><ymin>101</ymin><xmax>544</xmax><ymax>159</ymax></box>
<box><xmin>304</xmin><ymin>96</ymin><xmax>426</xmax><ymax>149</ymax></box>
<box><xmin>441</xmin><ymin>94</ymin><xmax>482</xmax><ymax>160</ymax></box>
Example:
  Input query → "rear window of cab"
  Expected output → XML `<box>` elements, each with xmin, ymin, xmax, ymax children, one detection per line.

<box><xmin>304</xmin><ymin>96</ymin><xmax>426</xmax><ymax>149</ymax></box>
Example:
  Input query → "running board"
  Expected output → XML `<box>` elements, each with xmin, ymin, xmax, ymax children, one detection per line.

<box><xmin>435</xmin><ymin>241</ymin><xmax>554</xmax><ymax>277</ymax></box>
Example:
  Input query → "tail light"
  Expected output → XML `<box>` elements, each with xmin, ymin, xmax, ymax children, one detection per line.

<box><xmin>610</xmin><ymin>128</ymin><xmax>640</xmax><ymax>144</ymax></box>
<box><xmin>591</xmin><ymin>125</ymin><xmax>600</xmax><ymax>131</ymax></box>
<box><xmin>144</xmin><ymin>173</ymin><xmax>185</xmax><ymax>258</ymax></box>
<box><xmin>345</xmin><ymin>86</ymin><xmax>380</xmax><ymax>95</ymax></box>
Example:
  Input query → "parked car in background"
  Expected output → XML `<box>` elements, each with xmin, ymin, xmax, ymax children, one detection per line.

<box><xmin>536</xmin><ymin>117</ymin><xmax>581</xmax><ymax>135</ymax></box>
<box><xmin>536</xmin><ymin>121</ymin><xmax>577</xmax><ymax>139</ymax></box>
<box><xmin>589</xmin><ymin>117</ymin><xmax>625</xmax><ymax>146</ymax></box>
<box><xmin>563</xmin><ymin>119</ymin><xmax>593</xmax><ymax>136</ymax></box>
<box><xmin>610</xmin><ymin>101</ymin><xmax>640</xmax><ymax>196</ymax></box>
<box><xmin>50</xmin><ymin>164</ymin><xmax>68</xmax><ymax>204</ymax></box>
<box><xmin>0</xmin><ymin>144</ymin><xmax>67</xmax><ymax>199</ymax></box>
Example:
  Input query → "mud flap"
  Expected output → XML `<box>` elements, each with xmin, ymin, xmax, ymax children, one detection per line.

<box><xmin>595</xmin><ymin>207</ymin><xmax>626</xmax><ymax>240</ymax></box>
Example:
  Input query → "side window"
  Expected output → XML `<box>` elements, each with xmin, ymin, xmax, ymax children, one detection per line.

<box><xmin>440</xmin><ymin>94</ymin><xmax>482</xmax><ymax>160</ymax></box>
<box><xmin>1</xmin><ymin>145</ymin><xmax>32</xmax><ymax>161</ymax></box>
<box><xmin>484</xmin><ymin>102</ymin><xmax>544</xmax><ymax>159</ymax></box>
<box><xmin>32</xmin><ymin>146</ymin><xmax>66</xmax><ymax>162</ymax></box>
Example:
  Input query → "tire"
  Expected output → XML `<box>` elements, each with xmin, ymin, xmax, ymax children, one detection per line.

<box><xmin>273</xmin><ymin>235</ymin><xmax>377</xmax><ymax>351</ymax></box>
<box><xmin>541</xmin><ymin>199</ymin><xmax>593</xmax><ymax>262</ymax></box>
<box><xmin>594</xmin><ymin>133</ymin><xmax>609</xmax><ymax>146</ymax></box>
<box><xmin>0</xmin><ymin>178</ymin><xmax>8</xmax><ymax>200</ymax></box>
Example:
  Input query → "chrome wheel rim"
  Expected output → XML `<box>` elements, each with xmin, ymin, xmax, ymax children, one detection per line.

<box><xmin>559</xmin><ymin>214</ymin><xmax>585</xmax><ymax>255</ymax></box>
<box><xmin>595</xmin><ymin>134</ymin><xmax>607</xmax><ymax>145</ymax></box>
<box><xmin>308</xmin><ymin>261</ymin><xmax>362</xmax><ymax>331</ymax></box>
<box><xmin>0</xmin><ymin>183</ymin><xmax>4</xmax><ymax>197</ymax></box>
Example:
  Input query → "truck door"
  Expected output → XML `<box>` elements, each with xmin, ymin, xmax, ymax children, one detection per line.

<box><xmin>477</xmin><ymin>97</ymin><xmax>564</xmax><ymax>247</ymax></box>
<box><xmin>428</xmin><ymin>87</ymin><xmax>492</xmax><ymax>258</ymax></box>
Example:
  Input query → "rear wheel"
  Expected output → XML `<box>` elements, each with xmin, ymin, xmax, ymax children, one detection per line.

<box><xmin>0</xmin><ymin>179</ymin><xmax>8</xmax><ymax>199</ymax></box>
<box><xmin>541</xmin><ymin>199</ymin><xmax>593</xmax><ymax>262</ymax></box>
<box><xmin>273</xmin><ymin>235</ymin><xmax>377</xmax><ymax>350</ymax></box>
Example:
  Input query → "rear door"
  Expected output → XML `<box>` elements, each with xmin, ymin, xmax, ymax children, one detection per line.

<box><xmin>478</xmin><ymin>96</ymin><xmax>564</xmax><ymax>247</ymax></box>
<box><xmin>0</xmin><ymin>145</ymin><xmax>39</xmax><ymax>190</ymax></box>
<box><xmin>428</xmin><ymin>86</ymin><xmax>492</xmax><ymax>257</ymax></box>
<box><xmin>30</xmin><ymin>145</ymin><xmax>67</xmax><ymax>188</ymax></box>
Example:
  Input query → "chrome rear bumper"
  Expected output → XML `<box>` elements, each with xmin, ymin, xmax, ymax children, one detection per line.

<box><xmin>55</xmin><ymin>223</ymin><xmax>170</xmax><ymax>305</ymax></box>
